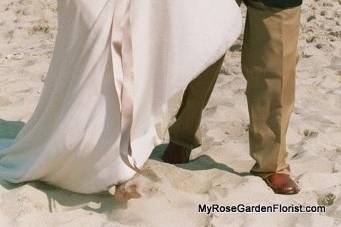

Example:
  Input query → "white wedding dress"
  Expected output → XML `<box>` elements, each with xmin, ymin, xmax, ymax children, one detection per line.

<box><xmin>0</xmin><ymin>0</ymin><xmax>241</xmax><ymax>194</ymax></box>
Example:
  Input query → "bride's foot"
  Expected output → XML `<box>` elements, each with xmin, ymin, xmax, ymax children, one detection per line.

<box><xmin>113</xmin><ymin>182</ymin><xmax>141</xmax><ymax>202</ymax></box>
<box><xmin>161</xmin><ymin>142</ymin><xmax>192</xmax><ymax>164</ymax></box>
<box><xmin>111</xmin><ymin>168</ymin><xmax>160</xmax><ymax>202</ymax></box>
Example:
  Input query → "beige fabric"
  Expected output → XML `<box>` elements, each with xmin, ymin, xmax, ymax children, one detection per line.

<box><xmin>0</xmin><ymin>0</ymin><xmax>241</xmax><ymax>193</ymax></box>
<box><xmin>243</xmin><ymin>1</ymin><xmax>301</xmax><ymax>178</ymax></box>
<box><xmin>169</xmin><ymin>0</ymin><xmax>301</xmax><ymax>178</ymax></box>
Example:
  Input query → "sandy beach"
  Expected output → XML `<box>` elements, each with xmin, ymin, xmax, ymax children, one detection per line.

<box><xmin>0</xmin><ymin>0</ymin><xmax>341</xmax><ymax>226</ymax></box>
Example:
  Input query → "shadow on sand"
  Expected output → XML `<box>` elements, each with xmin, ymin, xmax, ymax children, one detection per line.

<box><xmin>0</xmin><ymin>119</ymin><xmax>25</xmax><ymax>149</ymax></box>
<box><xmin>0</xmin><ymin>119</ymin><xmax>123</xmax><ymax>214</ymax></box>
<box><xmin>150</xmin><ymin>144</ymin><xmax>251</xmax><ymax>177</ymax></box>
<box><xmin>0</xmin><ymin>180</ymin><xmax>124</xmax><ymax>213</ymax></box>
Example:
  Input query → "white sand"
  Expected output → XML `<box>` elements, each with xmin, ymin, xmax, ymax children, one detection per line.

<box><xmin>0</xmin><ymin>0</ymin><xmax>340</xmax><ymax>226</ymax></box>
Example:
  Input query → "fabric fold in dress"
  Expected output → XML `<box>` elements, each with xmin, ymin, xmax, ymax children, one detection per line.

<box><xmin>0</xmin><ymin>0</ymin><xmax>242</xmax><ymax>193</ymax></box>
<box><xmin>110</xmin><ymin>0</ymin><xmax>141</xmax><ymax>174</ymax></box>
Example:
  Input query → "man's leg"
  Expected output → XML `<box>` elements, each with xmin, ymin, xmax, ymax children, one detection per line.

<box><xmin>162</xmin><ymin>56</ymin><xmax>225</xmax><ymax>164</ymax></box>
<box><xmin>242</xmin><ymin>0</ymin><xmax>301</xmax><ymax>193</ymax></box>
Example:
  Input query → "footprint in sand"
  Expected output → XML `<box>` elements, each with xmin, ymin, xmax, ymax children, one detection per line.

<box><xmin>0</xmin><ymin>96</ymin><xmax>12</xmax><ymax>107</ymax></box>
<box><xmin>329</xmin><ymin>56</ymin><xmax>341</xmax><ymax>71</ymax></box>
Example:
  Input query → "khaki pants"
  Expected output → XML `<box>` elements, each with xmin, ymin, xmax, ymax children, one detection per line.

<box><xmin>168</xmin><ymin>0</ymin><xmax>301</xmax><ymax>178</ymax></box>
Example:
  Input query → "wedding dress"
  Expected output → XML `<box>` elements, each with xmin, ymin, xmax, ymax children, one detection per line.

<box><xmin>0</xmin><ymin>0</ymin><xmax>241</xmax><ymax>193</ymax></box>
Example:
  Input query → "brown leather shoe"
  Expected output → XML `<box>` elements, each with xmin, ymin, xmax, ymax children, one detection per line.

<box><xmin>161</xmin><ymin>142</ymin><xmax>192</xmax><ymax>164</ymax></box>
<box><xmin>264</xmin><ymin>173</ymin><xmax>300</xmax><ymax>195</ymax></box>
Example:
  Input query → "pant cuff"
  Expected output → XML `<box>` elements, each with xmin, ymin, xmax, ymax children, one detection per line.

<box><xmin>169</xmin><ymin>136</ymin><xmax>201</xmax><ymax>150</ymax></box>
<box><xmin>250</xmin><ymin>167</ymin><xmax>291</xmax><ymax>179</ymax></box>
